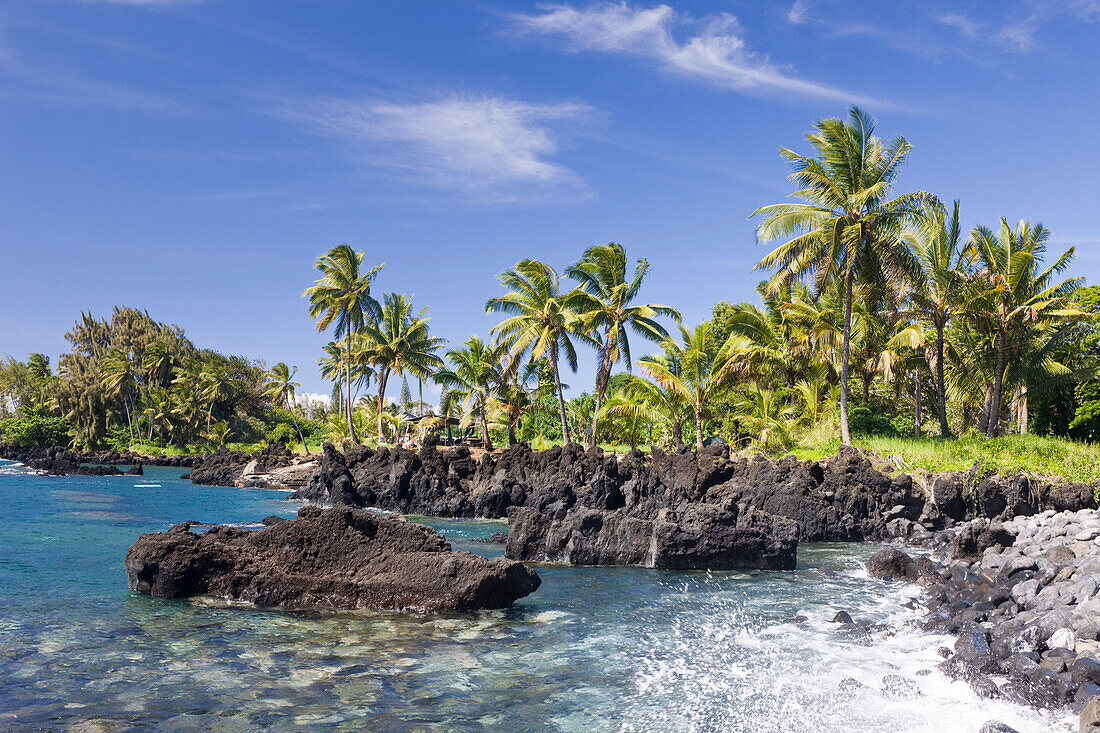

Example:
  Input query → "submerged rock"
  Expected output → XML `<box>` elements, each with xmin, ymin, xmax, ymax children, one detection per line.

<box><xmin>124</xmin><ymin>505</ymin><xmax>541</xmax><ymax>612</ymax></box>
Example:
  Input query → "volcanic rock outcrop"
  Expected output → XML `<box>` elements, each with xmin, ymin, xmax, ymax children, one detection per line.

<box><xmin>125</xmin><ymin>505</ymin><xmax>541</xmax><ymax>612</ymax></box>
<box><xmin>184</xmin><ymin>438</ymin><xmax>304</xmax><ymax>489</ymax></box>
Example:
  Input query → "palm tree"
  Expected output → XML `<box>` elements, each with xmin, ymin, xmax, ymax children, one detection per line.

<box><xmin>733</xmin><ymin>384</ymin><xmax>797</xmax><ymax>452</ymax></box>
<box><xmin>495</xmin><ymin>380</ymin><xmax>532</xmax><ymax>446</ymax></box>
<box><xmin>720</xmin><ymin>281</ymin><xmax>815</xmax><ymax>388</ymax></box>
<box><xmin>966</xmin><ymin>220</ymin><xmax>1081</xmax><ymax>435</ymax></box>
<box><xmin>752</xmin><ymin>106</ymin><xmax>935</xmax><ymax>444</ymax></box>
<box><xmin>198</xmin><ymin>361</ymin><xmax>232</xmax><ymax>435</ymax></box>
<box><xmin>141</xmin><ymin>340</ymin><xmax>175</xmax><ymax>387</ymax></box>
<box><xmin>304</xmin><ymin>244</ymin><xmax>385</xmax><ymax>445</ymax></box>
<box><xmin>639</xmin><ymin>322</ymin><xmax>740</xmax><ymax>452</ymax></box>
<box><xmin>906</xmin><ymin>200</ymin><xmax>969</xmax><ymax>436</ymax></box>
<box><xmin>596</xmin><ymin>393</ymin><xmax>654</xmax><ymax>450</ymax></box>
<box><xmin>436</xmin><ymin>336</ymin><xmax>505</xmax><ymax>451</ymax></box>
<box><xmin>205</xmin><ymin>420</ymin><xmax>231</xmax><ymax>449</ymax></box>
<box><xmin>100</xmin><ymin>347</ymin><xmax>137</xmax><ymax>445</ymax></box>
<box><xmin>486</xmin><ymin>259</ymin><xmax>591</xmax><ymax>445</ymax></box>
<box><xmin>359</xmin><ymin>293</ymin><xmax>444</xmax><ymax>443</ymax></box>
<box><xmin>616</xmin><ymin>362</ymin><xmax>688</xmax><ymax>448</ymax></box>
<box><xmin>264</xmin><ymin>362</ymin><xmax>310</xmax><ymax>454</ymax></box>
<box><xmin>567</xmin><ymin>242</ymin><xmax>681</xmax><ymax>448</ymax></box>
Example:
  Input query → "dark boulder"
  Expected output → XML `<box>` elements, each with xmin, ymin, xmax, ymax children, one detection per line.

<box><xmin>866</xmin><ymin>547</ymin><xmax>943</xmax><ymax>586</ymax></box>
<box><xmin>1083</xmin><ymin>696</ymin><xmax>1100</xmax><ymax>733</ymax></box>
<box><xmin>505</xmin><ymin>502</ymin><xmax>797</xmax><ymax>570</ymax></box>
<box><xmin>124</xmin><ymin>505</ymin><xmax>540</xmax><ymax>612</ymax></box>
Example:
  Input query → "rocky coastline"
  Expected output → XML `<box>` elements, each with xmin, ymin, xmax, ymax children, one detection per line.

<box><xmin>284</xmin><ymin>440</ymin><xmax>1100</xmax><ymax>726</ymax></box>
<box><xmin>11</xmin><ymin>436</ymin><xmax>1100</xmax><ymax>724</ymax></box>
<box><xmin>865</xmin><ymin>507</ymin><xmax>1100</xmax><ymax>730</ymax></box>
<box><xmin>0</xmin><ymin>438</ymin><xmax>312</xmax><ymax>489</ymax></box>
<box><xmin>0</xmin><ymin>442</ymin><xmax>196</xmax><ymax>475</ymax></box>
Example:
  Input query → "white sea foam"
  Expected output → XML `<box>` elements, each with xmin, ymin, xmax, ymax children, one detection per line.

<box><xmin>622</xmin><ymin>564</ymin><xmax>1075</xmax><ymax>733</ymax></box>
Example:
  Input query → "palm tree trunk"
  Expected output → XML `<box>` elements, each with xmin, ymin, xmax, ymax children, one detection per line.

<box><xmin>1014</xmin><ymin>385</ymin><xmax>1029</xmax><ymax>434</ymax></box>
<box><xmin>935</xmin><ymin>323</ymin><xmax>952</xmax><ymax>437</ymax></box>
<box><xmin>480</xmin><ymin>405</ymin><xmax>493</xmax><ymax>451</ymax></box>
<box><xmin>589</xmin><ymin>338</ymin><xmax>614</xmax><ymax>449</ymax></box>
<box><xmin>913</xmin><ymin>371</ymin><xmax>921</xmax><ymax>438</ymax></box>
<box><xmin>345</xmin><ymin>332</ymin><xmax>359</xmax><ymax>445</ymax></box>
<box><xmin>839</xmin><ymin>265</ymin><xmax>854</xmax><ymax>445</ymax></box>
<box><xmin>287</xmin><ymin>397</ymin><xmax>310</xmax><ymax>455</ymax></box>
<box><xmin>673</xmin><ymin>419</ymin><xmax>684</xmax><ymax>449</ymax></box>
<box><xmin>987</xmin><ymin>329</ymin><xmax>1006</xmax><ymax>436</ymax></box>
<box><xmin>418</xmin><ymin>377</ymin><xmax>423</xmax><ymax>418</ymax></box>
<box><xmin>550</xmin><ymin>348</ymin><xmax>572</xmax><ymax>444</ymax></box>
<box><xmin>376</xmin><ymin>369</ymin><xmax>390</xmax><ymax>444</ymax></box>
<box><xmin>694</xmin><ymin>401</ymin><xmax>704</xmax><ymax>453</ymax></box>
<box><xmin>979</xmin><ymin>384</ymin><xmax>993</xmax><ymax>434</ymax></box>
<box><xmin>124</xmin><ymin>398</ymin><xmax>135</xmax><ymax>446</ymax></box>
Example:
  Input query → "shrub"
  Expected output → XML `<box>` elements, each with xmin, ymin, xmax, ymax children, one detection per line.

<box><xmin>0</xmin><ymin>406</ymin><xmax>73</xmax><ymax>447</ymax></box>
<box><xmin>102</xmin><ymin>425</ymin><xmax>133</xmax><ymax>451</ymax></box>
<box><xmin>267</xmin><ymin>423</ymin><xmax>299</xmax><ymax>448</ymax></box>
<box><xmin>848</xmin><ymin>405</ymin><xmax>898</xmax><ymax>436</ymax></box>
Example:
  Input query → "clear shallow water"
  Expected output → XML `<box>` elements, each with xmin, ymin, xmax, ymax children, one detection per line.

<box><xmin>0</xmin><ymin>459</ymin><xmax>1074</xmax><ymax>732</ymax></box>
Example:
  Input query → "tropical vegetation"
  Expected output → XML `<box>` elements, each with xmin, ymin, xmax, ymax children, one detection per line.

<box><xmin>4</xmin><ymin>106</ymin><xmax>1100</xmax><ymax>480</ymax></box>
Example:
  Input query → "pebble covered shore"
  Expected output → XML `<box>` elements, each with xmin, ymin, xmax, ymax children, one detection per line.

<box><xmin>874</xmin><ymin>507</ymin><xmax>1100</xmax><ymax>732</ymax></box>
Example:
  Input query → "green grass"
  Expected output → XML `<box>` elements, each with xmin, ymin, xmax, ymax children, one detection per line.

<box><xmin>125</xmin><ymin>439</ymin><xmax>324</xmax><ymax>458</ymax></box>
<box><xmin>790</xmin><ymin>431</ymin><xmax>1100</xmax><ymax>482</ymax></box>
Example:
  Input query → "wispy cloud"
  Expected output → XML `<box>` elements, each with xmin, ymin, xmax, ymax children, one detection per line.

<box><xmin>935</xmin><ymin>13</ymin><xmax>979</xmax><ymax>39</ymax></box>
<box><xmin>512</xmin><ymin>2</ymin><xmax>886</xmax><ymax>107</ymax></box>
<box><xmin>0</xmin><ymin>50</ymin><xmax>177</xmax><ymax>110</ymax></box>
<box><xmin>933</xmin><ymin>1</ymin><xmax>1100</xmax><ymax>54</ymax></box>
<box><xmin>787</xmin><ymin>0</ymin><xmax>811</xmax><ymax>25</ymax></box>
<box><xmin>290</xmin><ymin>95</ymin><xmax>592</xmax><ymax>203</ymax></box>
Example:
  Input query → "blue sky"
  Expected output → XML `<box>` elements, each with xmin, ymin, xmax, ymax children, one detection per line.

<box><xmin>2</xmin><ymin>0</ymin><xmax>1098</xmax><ymax>401</ymax></box>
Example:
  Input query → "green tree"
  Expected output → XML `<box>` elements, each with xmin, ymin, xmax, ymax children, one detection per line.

<box><xmin>907</xmin><ymin>200</ymin><xmax>969</xmax><ymax>436</ymax></box>
<box><xmin>304</xmin><ymin>244</ymin><xmax>385</xmax><ymax>445</ymax></box>
<box><xmin>966</xmin><ymin>220</ymin><xmax>1081</xmax><ymax>435</ymax></box>
<box><xmin>568</xmin><ymin>242</ymin><xmax>680</xmax><ymax>448</ymax></box>
<box><xmin>616</xmin><ymin>360</ymin><xmax>688</xmax><ymax>448</ymax></box>
<box><xmin>263</xmin><ymin>362</ymin><xmax>310</xmax><ymax>454</ymax></box>
<box><xmin>753</xmin><ymin>107</ymin><xmax>934</xmax><ymax>444</ymax></box>
<box><xmin>359</xmin><ymin>294</ymin><xmax>444</xmax><ymax>443</ymax></box>
<box><xmin>100</xmin><ymin>347</ymin><xmax>138</xmax><ymax>445</ymax></box>
<box><xmin>733</xmin><ymin>384</ymin><xmax>797</xmax><ymax>452</ymax></box>
<box><xmin>436</xmin><ymin>336</ymin><xmax>505</xmax><ymax>451</ymax></box>
<box><xmin>639</xmin><ymin>323</ymin><xmax>740</xmax><ymax>452</ymax></box>
<box><xmin>486</xmin><ymin>259</ymin><xmax>591</xmax><ymax>445</ymax></box>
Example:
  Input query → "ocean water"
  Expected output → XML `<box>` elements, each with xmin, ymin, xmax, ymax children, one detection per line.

<box><xmin>0</xmin><ymin>459</ymin><xmax>1075</xmax><ymax>732</ymax></box>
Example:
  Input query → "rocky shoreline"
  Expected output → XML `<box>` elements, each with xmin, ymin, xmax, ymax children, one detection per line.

<box><xmin>0</xmin><ymin>442</ymin><xmax>194</xmax><ymax>474</ymax></box>
<box><xmin>9</xmin><ymin>437</ymin><xmax>1100</xmax><ymax>725</ymax></box>
<box><xmin>0</xmin><ymin>439</ymin><xmax>313</xmax><ymax>489</ymax></box>
<box><xmin>864</xmin><ymin>507</ymin><xmax>1100</xmax><ymax>731</ymax></box>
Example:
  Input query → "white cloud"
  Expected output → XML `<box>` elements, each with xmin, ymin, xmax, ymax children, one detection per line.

<box><xmin>935</xmin><ymin>12</ymin><xmax>979</xmax><ymax>39</ymax></box>
<box><xmin>293</xmin><ymin>95</ymin><xmax>591</xmax><ymax>202</ymax></box>
<box><xmin>513</xmin><ymin>2</ymin><xmax>882</xmax><ymax>106</ymax></box>
<box><xmin>294</xmin><ymin>392</ymin><xmax>331</xmax><ymax>408</ymax></box>
<box><xmin>787</xmin><ymin>0</ymin><xmax>811</xmax><ymax>25</ymax></box>
<box><xmin>995</xmin><ymin>15</ymin><xmax>1040</xmax><ymax>51</ymax></box>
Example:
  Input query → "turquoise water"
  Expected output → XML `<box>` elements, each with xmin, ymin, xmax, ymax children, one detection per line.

<box><xmin>0</xmin><ymin>459</ymin><xmax>1074</xmax><ymax>732</ymax></box>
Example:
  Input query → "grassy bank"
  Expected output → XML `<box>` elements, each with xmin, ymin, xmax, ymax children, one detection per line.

<box><xmin>791</xmin><ymin>432</ymin><xmax>1100</xmax><ymax>482</ymax></box>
